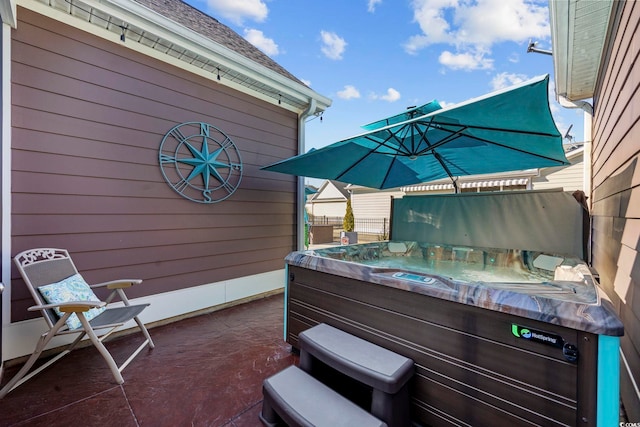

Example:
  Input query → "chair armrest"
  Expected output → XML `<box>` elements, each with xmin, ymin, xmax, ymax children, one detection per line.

<box><xmin>91</xmin><ymin>279</ymin><xmax>143</xmax><ymax>289</ymax></box>
<box><xmin>28</xmin><ymin>301</ymin><xmax>106</xmax><ymax>312</ymax></box>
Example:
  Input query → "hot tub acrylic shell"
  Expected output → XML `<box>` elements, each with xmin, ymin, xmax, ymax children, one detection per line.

<box><xmin>283</xmin><ymin>241</ymin><xmax>623</xmax><ymax>427</ymax></box>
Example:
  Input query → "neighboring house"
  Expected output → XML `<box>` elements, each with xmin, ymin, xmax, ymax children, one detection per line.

<box><xmin>0</xmin><ymin>0</ymin><xmax>330</xmax><ymax>362</ymax></box>
<box><xmin>306</xmin><ymin>180</ymin><xmax>350</xmax><ymax>220</ymax></box>
<box><xmin>532</xmin><ymin>144</ymin><xmax>585</xmax><ymax>192</ymax></box>
<box><xmin>549</xmin><ymin>1</ymin><xmax>639</xmax><ymax>418</ymax></box>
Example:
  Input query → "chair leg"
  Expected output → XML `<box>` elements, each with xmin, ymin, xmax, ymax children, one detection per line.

<box><xmin>133</xmin><ymin>316</ymin><xmax>155</xmax><ymax>349</ymax></box>
<box><xmin>79</xmin><ymin>316</ymin><xmax>124</xmax><ymax>384</ymax></box>
<box><xmin>78</xmin><ymin>313</ymin><xmax>153</xmax><ymax>385</ymax></box>
<box><xmin>3</xmin><ymin>311</ymin><xmax>154</xmax><ymax>395</ymax></box>
<box><xmin>0</xmin><ymin>317</ymin><xmax>71</xmax><ymax>398</ymax></box>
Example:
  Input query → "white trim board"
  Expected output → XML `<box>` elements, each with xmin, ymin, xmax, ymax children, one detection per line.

<box><xmin>2</xmin><ymin>269</ymin><xmax>285</xmax><ymax>362</ymax></box>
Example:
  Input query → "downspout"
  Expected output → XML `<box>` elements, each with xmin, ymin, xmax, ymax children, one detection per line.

<box><xmin>1</xmin><ymin>21</ymin><xmax>12</xmax><ymax>368</ymax></box>
<box><xmin>558</xmin><ymin>96</ymin><xmax>593</xmax><ymax>263</ymax></box>
<box><xmin>296</xmin><ymin>99</ymin><xmax>317</xmax><ymax>250</ymax></box>
<box><xmin>557</xmin><ymin>97</ymin><xmax>593</xmax><ymax>204</ymax></box>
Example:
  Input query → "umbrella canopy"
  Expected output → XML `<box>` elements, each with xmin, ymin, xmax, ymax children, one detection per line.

<box><xmin>360</xmin><ymin>100</ymin><xmax>443</xmax><ymax>131</ymax></box>
<box><xmin>262</xmin><ymin>75</ymin><xmax>569</xmax><ymax>190</ymax></box>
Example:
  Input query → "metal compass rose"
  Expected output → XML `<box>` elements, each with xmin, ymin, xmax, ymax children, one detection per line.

<box><xmin>159</xmin><ymin>122</ymin><xmax>243</xmax><ymax>203</ymax></box>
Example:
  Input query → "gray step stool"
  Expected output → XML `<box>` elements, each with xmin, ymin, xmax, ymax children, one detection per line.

<box><xmin>260</xmin><ymin>365</ymin><xmax>386</xmax><ymax>427</ymax></box>
<box><xmin>260</xmin><ymin>323</ymin><xmax>414</xmax><ymax>427</ymax></box>
<box><xmin>299</xmin><ymin>323</ymin><xmax>414</xmax><ymax>427</ymax></box>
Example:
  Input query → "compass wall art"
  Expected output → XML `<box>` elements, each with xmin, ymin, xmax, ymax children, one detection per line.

<box><xmin>159</xmin><ymin>122</ymin><xmax>243</xmax><ymax>203</ymax></box>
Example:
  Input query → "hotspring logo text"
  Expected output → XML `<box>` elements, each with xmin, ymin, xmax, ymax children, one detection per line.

<box><xmin>511</xmin><ymin>324</ymin><xmax>564</xmax><ymax>348</ymax></box>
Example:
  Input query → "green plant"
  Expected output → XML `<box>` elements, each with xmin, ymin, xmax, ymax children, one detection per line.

<box><xmin>343</xmin><ymin>199</ymin><xmax>355</xmax><ymax>232</ymax></box>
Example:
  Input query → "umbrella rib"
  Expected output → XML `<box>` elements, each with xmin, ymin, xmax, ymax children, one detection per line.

<box><xmin>477</xmin><ymin>136</ymin><xmax>568</xmax><ymax>164</ymax></box>
<box><xmin>380</xmin><ymin>156</ymin><xmax>398</xmax><ymax>189</ymax></box>
<box><xmin>414</xmin><ymin>121</ymin><xmax>433</xmax><ymax>155</ymax></box>
<box><xmin>387</xmin><ymin>125</ymin><xmax>415</xmax><ymax>156</ymax></box>
<box><xmin>363</xmin><ymin>131</ymin><xmax>413</xmax><ymax>156</ymax></box>
<box><xmin>412</xmin><ymin>122</ymin><xmax>567</xmax><ymax>165</ymax></box>
<box><xmin>413</xmin><ymin>129</ymin><xmax>471</xmax><ymax>156</ymax></box>
<box><xmin>413</xmin><ymin>120</ymin><xmax>462</xmax><ymax>155</ymax></box>
<box><xmin>429</xmin><ymin>120</ymin><xmax>559</xmax><ymax>138</ymax></box>
<box><xmin>334</xmin><ymin>132</ymin><xmax>406</xmax><ymax>182</ymax></box>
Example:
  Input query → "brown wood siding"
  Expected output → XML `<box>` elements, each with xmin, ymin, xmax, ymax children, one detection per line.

<box><xmin>590</xmin><ymin>1</ymin><xmax>640</xmax><ymax>419</ymax></box>
<box><xmin>10</xmin><ymin>8</ymin><xmax>298</xmax><ymax>321</ymax></box>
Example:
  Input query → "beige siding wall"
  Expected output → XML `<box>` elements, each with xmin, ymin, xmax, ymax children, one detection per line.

<box><xmin>308</xmin><ymin>202</ymin><xmax>346</xmax><ymax>218</ymax></box>
<box><xmin>532</xmin><ymin>152</ymin><xmax>584</xmax><ymax>192</ymax></box>
<box><xmin>351</xmin><ymin>189</ymin><xmax>403</xmax><ymax>219</ymax></box>
<box><xmin>590</xmin><ymin>1</ymin><xmax>640</xmax><ymax>419</ymax></box>
<box><xmin>10</xmin><ymin>9</ymin><xmax>298</xmax><ymax>321</ymax></box>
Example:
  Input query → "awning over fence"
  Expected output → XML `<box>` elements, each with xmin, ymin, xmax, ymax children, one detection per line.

<box><xmin>401</xmin><ymin>178</ymin><xmax>530</xmax><ymax>192</ymax></box>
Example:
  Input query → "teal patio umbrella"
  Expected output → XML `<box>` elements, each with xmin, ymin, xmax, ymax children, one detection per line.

<box><xmin>360</xmin><ymin>100</ymin><xmax>444</xmax><ymax>131</ymax></box>
<box><xmin>262</xmin><ymin>75</ymin><xmax>568</xmax><ymax>190</ymax></box>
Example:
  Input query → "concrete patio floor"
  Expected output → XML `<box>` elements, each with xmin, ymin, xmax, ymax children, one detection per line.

<box><xmin>0</xmin><ymin>290</ymin><xmax>630</xmax><ymax>426</ymax></box>
<box><xmin>0</xmin><ymin>293</ymin><xmax>296</xmax><ymax>427</ymax></box>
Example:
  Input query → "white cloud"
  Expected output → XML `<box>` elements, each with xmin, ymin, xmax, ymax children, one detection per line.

<box><xmin>454</xmin><ymin>0</ymin><xmax>549</xmax><ymax>47</ymax></box>
<box><xmin>243</xmin><ymin>29</ymin><xmax>279</xmax><ymax>56</ymax></box>
<box><xmin>405</xmin><ymin>0</ymin><xmax>550</xmax><ymax>70</ymax></box>
<box><xmin>206</xmin><ymin>0</ymin><xmax>268</xmax><ymax>25</ymax></box>
<box><xmin>337</xmin><ymin>85</ymin><xmax>361</xmax><ymax>100</ymax></box>
<box><xmin>439</xmin><ymin>50</ymin><xmax>493</xmax><ymax>71</ymax></box>
<box><xmin>300</xmin><ymin>78</ymin><xmax>312</xmax><ymax>87</ymax></box>
<box><xmin>368</xmin><ymin>0</ymin><xmax>382</xmax><ymax>13</ymax></box>
<box><xmin>320</xmin><ymin>31</ymin><xmax>347</xmax><ymax>60</ymax></box>
<box><xmin>404</xmin><ymin>34</ymin><xmax>431</xmax><ymax>56</ymax></box>
<box><xmin>490</xmin><ymin>72</ymin><xmax>528</xmax><ymax>90</ymax></box>
<box><xmin>407</xmin><ymin>0</ymin><xmax>456</xmax><ymax>48</ymax></box>
<box><xmin>370</xmin><ymin>88</ymin><xmax>401</xmax><ymax>102</ymax></box>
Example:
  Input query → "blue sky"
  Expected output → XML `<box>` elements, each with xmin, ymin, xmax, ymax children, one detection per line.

<box><xmin>186</xmin><ymin>0</ymin><xmax>585</xmax><ymax>158</ymax></box>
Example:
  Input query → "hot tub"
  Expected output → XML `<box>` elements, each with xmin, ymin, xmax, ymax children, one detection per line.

<box><xmin>284</xmin><ymin>240</ymin><xmax>623</xmax><ymax>426</ymax></box>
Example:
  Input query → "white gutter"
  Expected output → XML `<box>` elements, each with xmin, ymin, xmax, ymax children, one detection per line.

<box><xmin>101</xmin><ymin>0</ymin><xmax>326</xmax><ymax>109</ymax></box>
<box><xmin>297</xmin><ymin>99</ymin><xmax>317</xmax><ymax>250</ymax></box>
<box><xmin>558</xmin><ymin>96</ymin><xmax>593</xmax><ymax>265</ymax></box>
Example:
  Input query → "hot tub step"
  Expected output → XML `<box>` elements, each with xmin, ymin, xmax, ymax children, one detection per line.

<box><xmin>260</xmin><ymin>365</ymin><xmax>386</xmax><ymax>427</ymax></box>
<box><xmin>298</xmin><ymin>323</ymin><xmax>414</xmax><ymax>427</ymax></box>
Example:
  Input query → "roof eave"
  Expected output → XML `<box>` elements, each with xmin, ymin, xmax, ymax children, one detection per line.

<box><xmin>16</xmin><ymin>0</ymin><xmax>331</xmax><ymax>114</ymax></box>
<box><xmin>549</xmin><ymin>0</ymin><xmax>615</xmax><ymax>102</ymax></box>
<box><xmin>0</xmin><ymin>0</ymin><xmax>17</xmax><ymax>26</ymax></box>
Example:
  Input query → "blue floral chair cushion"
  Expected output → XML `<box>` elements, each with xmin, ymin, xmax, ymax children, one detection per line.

<box><xmin>38</xmin><ymin>273</ymin><xmax>106</xmax><ymax>330</ymax></box>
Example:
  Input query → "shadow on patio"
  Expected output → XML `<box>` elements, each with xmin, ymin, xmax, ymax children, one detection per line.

<box><xmin>0</xmin><ymin>293</ymin><xmax>296</xmax><ymax>427</ymax></box>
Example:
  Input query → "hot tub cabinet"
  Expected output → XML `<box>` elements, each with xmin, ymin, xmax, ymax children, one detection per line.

<box><xmin>284</xmin><ymin>241</ymin><xmax>623</xmax><ymax>427</ymax></box>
